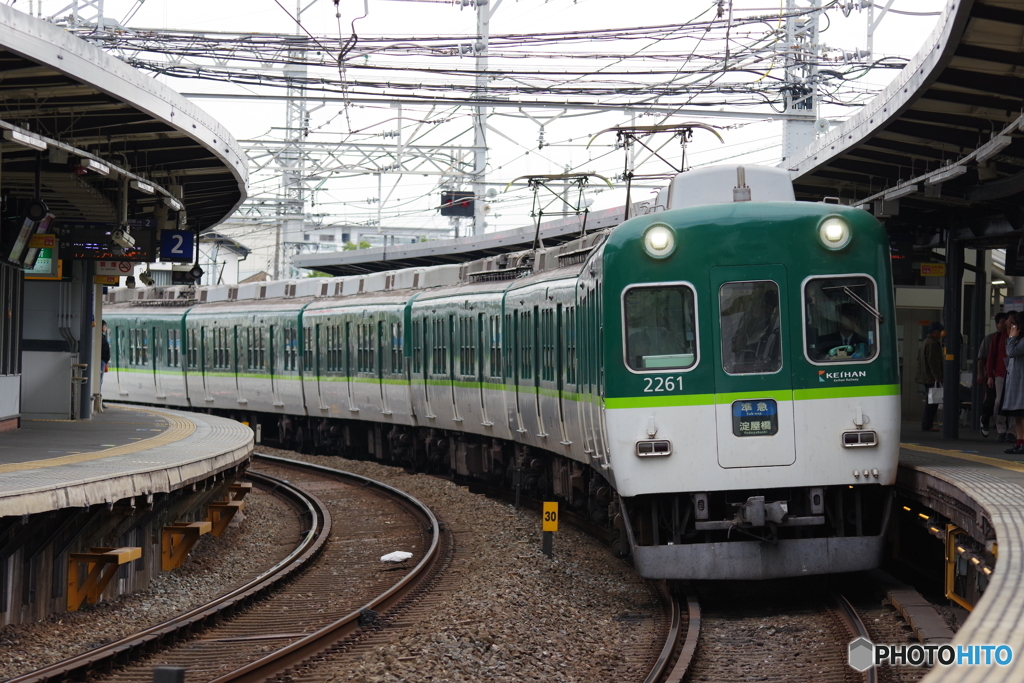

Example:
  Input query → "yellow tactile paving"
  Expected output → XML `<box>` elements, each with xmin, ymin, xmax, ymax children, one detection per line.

<box><xmin>0</xmin><ymin>407</ymin><xmax>197</xmax><ymax>474</ymax></box>
<box><xmin>899</xmin><ymin>442</ymin><xmax>1024</xmax><ymax>475</ymax></box>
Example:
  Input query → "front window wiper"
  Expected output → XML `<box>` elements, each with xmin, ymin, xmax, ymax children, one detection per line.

<box><xmin>822</xmin><ymin>285</ymin><xmax>884</xmax><ymax>323</ymax></box>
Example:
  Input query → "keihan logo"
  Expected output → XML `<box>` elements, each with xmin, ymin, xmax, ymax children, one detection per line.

<box><xmin>819</xmin><ymin>370</ymin><xmax>868</xmax><ymax>383</ymax></box>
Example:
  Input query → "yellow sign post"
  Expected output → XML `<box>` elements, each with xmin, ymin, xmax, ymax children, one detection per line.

<box><xmin>542</xmin><ymin>501</ymin><xmax>558</xmax><ymax>558</ymax></box>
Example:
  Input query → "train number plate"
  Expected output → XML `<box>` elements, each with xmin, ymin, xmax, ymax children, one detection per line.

<box><xmin>732</xmin><ymin>399</ymin><xmax>778</xmax><ymax>437</ymax></box>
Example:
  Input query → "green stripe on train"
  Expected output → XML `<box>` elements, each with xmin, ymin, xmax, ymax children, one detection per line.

<box><xmin>605</xmin><ymin>384</ymin><xmax>899</xmax><ymax>409</ymax></box>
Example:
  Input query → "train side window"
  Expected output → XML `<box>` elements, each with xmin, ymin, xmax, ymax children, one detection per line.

<box><xmin>623</xmin><ymin>285</ymin><xmax>697</xmax><ymax>371</ymax></box>
<box><xmin>804</xmin><ymin>276</ymin><xmax>878</xmax><ymax>363</ymax></box>
<box><xmin>719</xmin><ymin>280</ymin><xmax>781</xmax><ymax>375</ymax></box>
<box><xmin>187</xmin><ymin>329</ymin><xmax>198</xmax><ymax>369</ymax></box>
<box><xmin>166</xmin><ymin>329</ymin><xmax>180</xmax><ymax>367</ymax></box>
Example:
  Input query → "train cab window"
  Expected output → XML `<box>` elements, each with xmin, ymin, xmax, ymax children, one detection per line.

<box><xmin>804</xmin><ymin>276</ymin><xmax>879</xmax><ymax>363</ymax></box>
<box><xmin>623</xmin><ymin>285</ymin><xmax>697</xmax><ymax>371</ymax></box>
<box><xmin>719</xmin><ymin>281</ymin><xmax>781</xmax><ymax>375</ymax></box>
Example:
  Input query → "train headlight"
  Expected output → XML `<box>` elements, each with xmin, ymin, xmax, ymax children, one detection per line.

<box><xmin>643</xmin><ymin>223</ymin><xmax>676</xmax><ymax>259</ymax></box>
<box><xmin>818</xmin><ymin>216</ymin><xmax>851</xmax><ymax>250</ymax></box>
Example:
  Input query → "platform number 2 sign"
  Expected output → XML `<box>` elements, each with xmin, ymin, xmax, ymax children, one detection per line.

<box><xmin>160</xmin><ymin>230</ymin><xmax>194</xmax><ymax>262</ymax></box>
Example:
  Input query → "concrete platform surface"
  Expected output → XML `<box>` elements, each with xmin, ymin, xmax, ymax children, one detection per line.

<box><xmin>0</xmin><ymin>405</ymin><xmax>253</xmax><ymax>517</ymax></box>
<box><xmin>900</xmin><ymin>423</ymin><xmax>1024</xmax><ymax>683</ymax></box>
<box><xmin>0</xmin><ymin>406</ymin><xmax>169</xmax><ymax>467</ymax></box>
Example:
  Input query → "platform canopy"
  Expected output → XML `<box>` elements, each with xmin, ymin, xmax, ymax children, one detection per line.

<box><xmin>789</xmin><ymin>0</ymin><xmax>1024</xmax><ymax>249</ymax></box>
<box><xmin>0</xmin><ymin>7</ymin><xmax>247</xmax><ymax>230</ymax></box>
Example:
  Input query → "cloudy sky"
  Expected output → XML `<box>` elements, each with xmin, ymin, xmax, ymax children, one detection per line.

<box><xmin>43</xmin><ymin>0</ymin><xmax>948</xmax><ymax>276</ymax></box>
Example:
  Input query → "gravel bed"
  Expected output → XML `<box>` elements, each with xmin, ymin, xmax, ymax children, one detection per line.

<box><xmin>0</xmin><ymin>490</ymin><xmax>297</xmax><ymax>680</ymax></box>
<box><xmin>259</xmin><ymin>448</ymin><xmax>661</xmax><ymax>683</ymax></box>
<box><xmin>1</xmin><ymin>449</ymin><xmax>662</xmax><ymax>683</ymax></box>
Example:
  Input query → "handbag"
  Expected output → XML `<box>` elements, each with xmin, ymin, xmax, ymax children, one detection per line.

<box><xmin>927</xmin><ymin>382</ymin><xmax>944</xmax><ymax>405</ymax></box>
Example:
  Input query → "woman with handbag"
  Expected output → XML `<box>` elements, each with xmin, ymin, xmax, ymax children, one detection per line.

<box><xmin>1000</xmin><ymin>314</ymin><xmax>1024</xmax><ymax>453</ymax></box>
<box><xmin>916</xmin><ymin>321</ymin><xmax>945</xmax><ymax>432</ymax></box>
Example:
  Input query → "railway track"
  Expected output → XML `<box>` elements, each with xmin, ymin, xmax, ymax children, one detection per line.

<box><xmin>7</xmin><ymin>454</ymin><xmax>444</xmax><ymax>683</ymax></box>
<box><xmin>677</xmin><ymin>578</ymin><xmax>890</xmax><ymax>683</ymax></box>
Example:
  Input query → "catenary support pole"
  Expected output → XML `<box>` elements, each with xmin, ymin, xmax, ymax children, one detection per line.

<box><xmin>942</xmin><ymin>230</ymin><xmax>964</xmax><ymax>439</ymax></box>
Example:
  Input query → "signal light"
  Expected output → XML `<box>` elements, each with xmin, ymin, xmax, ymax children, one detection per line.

<box><xmin>440</xmin><ymin>191</ymin><xmax>474</xmax><ymax>217</ymax></box>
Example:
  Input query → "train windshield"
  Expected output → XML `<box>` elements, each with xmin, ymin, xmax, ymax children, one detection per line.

<box><xmin>719</xmin><ymin>280</ymin><xmax>782</xmax><ymax>375</ymax></box>
<box><xmin>804</xmin><ymin>276</ymin><xmax>878</xmax><ymax>363</ymax></box>
<box><xmin>623</xmin><ymin>285</ymin><xmax>697</xmax><ymax>371</ymax></box>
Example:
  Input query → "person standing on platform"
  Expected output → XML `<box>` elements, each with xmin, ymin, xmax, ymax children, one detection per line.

<box><xmin>987</xmin><ymin>312</ymin><xmax>1015</xmax><ymax>442</ymax></box>
<box><xmin>977</xmin><ymin>312</ymin><xmax>1006</xmax><ymax>437</ymax></box>
<box><xmin>916</xmin><ymin>321</ymin><xmax>944</xmax><ymax>432</ymax></box>
<box><xmin>1000</xmin><ymin>313</ymin><xmax>1024</xmax><ymax>454</ymax></box>
<box><xmin>100</xmin><ymin>320</ymin><xmax>110</xmax><ymax>388</ymax></box>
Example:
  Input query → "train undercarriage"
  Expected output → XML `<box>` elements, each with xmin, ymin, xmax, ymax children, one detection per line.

<box><xmin>249</xmin><ymin>411</ymin><xmax>892</xmax><ymax>579</ymax></box>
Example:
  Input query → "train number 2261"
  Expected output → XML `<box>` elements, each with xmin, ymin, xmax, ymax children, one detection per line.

<box><xmin>643</xmin><ymin>376</ymin><xmax>684</xmax><ymax>393</ymax></box>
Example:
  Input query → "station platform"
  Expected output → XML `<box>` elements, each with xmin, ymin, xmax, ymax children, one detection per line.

<box><xmin>898</xmin><ymin>424</ymin><xmax>1024</xmax><ymax>682</ymax></box>
<box><xmin>0</xmin><ymin>405</ymin><xmax>254</xmax><ymax>517</ymax></box>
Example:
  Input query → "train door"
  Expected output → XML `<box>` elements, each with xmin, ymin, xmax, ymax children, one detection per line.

<box><xmin>311</xmin><ymin>324</ymin><xmax>326</xmax><ymax>410</ymax></box>
<box><xmin>114</xmin><ymin>326</ymin><xmax>126</xmax><ymax>396</ymax></box>
<box><xmin>420</xmin><ymin>317</ymin><xmax>434</xmax><ymax>418</ymax></box>
<box><xmin>378</xmin><ymin>319</ymin><xmax>390</xmax><ymax>415</ymax></box>
<box><xmin>200</xmin><ymin>326</ymin><xmax>212</xmax><ymax>402</ymax></box>
<box><xmin>233</xmin><ymin>325</ymin><xmax>244</xmax><ymax>404</ymax></box>
<box><xmin>533</xmin><ymin>305</ymin><xmax>548</xmax><ymax>438</ymax></box>
<box><xmin>152</xmin><ymin>325</ymin><xmax>165</xmax><ymax>399</ymax></box>
<box><xmin>477</xmin><ymin>313</ymin><xmax>489</xmax><ymax>426</ymax></box>
<box><xmin>450</xmin><ymin>315</ymin><xmax>462</xmax><ymax>421</ymax></box>
<box><xmin>579</xmin><ymin>288</ymin><xmax>599</xmax><ymax>459</ymax></box>
<box><xmin>270</xmin><ymin>324</ymin><xmax>282</xmax><ymax>407</ymax></box>
<box><xmin>556</xmin><ymin>304</ymin><xmax>570</xmax><ymax>445</ymax></box>
<box><xmin>512</xmin><ymin>310</ymin><xmax>526</xmax><ymax>434</ymax></box>
<box><xmin>344</xmin><ymin>321</ymin><xmax>356</xmax><ymax>412</ymax></box>
<box><xmin>710</xmin><ymin>265</ymin><xmax>796</xmax><ymax>468</ymax></box>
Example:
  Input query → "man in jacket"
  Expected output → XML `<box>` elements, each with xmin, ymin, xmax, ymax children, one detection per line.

<box><xmin>987</xmin><ymin>312</ymin><xmax>1015</xmax><ymax>441</ymax></box>
<box><xmin>916</xmin><ymin>321</ymin><xmax>944</xmax><ymax>432</ymax></box>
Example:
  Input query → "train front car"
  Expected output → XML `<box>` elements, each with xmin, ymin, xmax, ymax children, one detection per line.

<box><xmin>599</xmin><ymin>166</ymin><xmax>899</xmax><ymax>580</ymax></box>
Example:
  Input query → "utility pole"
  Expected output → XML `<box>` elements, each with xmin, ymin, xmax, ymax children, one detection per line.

<box><xmin>472</xmin><ymin>0</ymin><xmax>493</xmax><ymax>236</ymax></box>
<box><xmin>276</xmin><ymin>0</ymin><xmax>310</xmax><ymax>279</ymax></box>
<box><xmin>780</xmin><ymin>0</ymin><xmax>822</xmax><ymax>165</ymax></box>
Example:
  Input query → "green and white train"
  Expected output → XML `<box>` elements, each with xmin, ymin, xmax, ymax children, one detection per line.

<box><xmin>106</xmin><ymin>165</ymin><xmax>900</xmax><ymax>580</ymax></box>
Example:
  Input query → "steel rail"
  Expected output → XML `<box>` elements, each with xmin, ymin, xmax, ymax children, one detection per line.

<box><xmin>206</xmin><ymin>453</ymin><xmax>444</xmax><ymax>683</ymax></box>
<box><xmin>831</xmin><ymin>591</ymin><xmax>878</xmax><ymax>683</ymax></box>
<box><xmin>7</xmin><ymin>469</ymin><xmax>331</xmax><ymax>683</ymax></box>
<box><xmin>642</xmin><ymin>582</ymin><xmax>681</xmax><ymax>683</ymax></box>
<box><xmin>656</xmin><ymin>583</ymin><xmax>701</xmax><ymax>683</ymax></box>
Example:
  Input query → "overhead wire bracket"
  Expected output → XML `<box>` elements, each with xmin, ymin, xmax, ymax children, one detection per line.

<box><xmin>589</xmin><ymin>123</ymin><xmax>724</xmax><ymax>220</ymax></box>
<box><xmin>504</xmin><ymin>173</ymin><xmax>614</xmax><ymax>250</ymax></box>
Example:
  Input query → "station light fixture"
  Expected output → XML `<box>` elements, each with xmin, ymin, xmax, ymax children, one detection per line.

<box><xmin>130</xmin><ymin>179</ymin><xmax>155</xmax><ymax>195</ymax></box>
<box><xmin>925</xmin><ymin>165</ymin><xmax>967</xmax><ymax>185</ymax></box>
<box><xmin>82</xmin><ymin>158</ymin><xmax>111</xmax><ymax>176</ymax></box>
<box><xmin>976</xmin><ymin>135</ymin><xmax>1012</xmax><ymax>164</ymax></box>
<box><xmin>818</xmin><ymin>216</ymin><xmax>852</xmax><ymax>251</ymax></box>
<box><xmin>163</xmin><ymin>196</ymin><xmax>183</xmax><ymax>212</ymax></box>
<box><xmin>3</xmin><ymin>129</ymin><xmax>48</xmax><ymax>152</ymax></box>
<box><xmin>883</xmin><ymin>185</ymin><xmax>918</xmax><ymax>202</ymax></box>
<box><xmin>642</xmin><ymin>223</ymin><xmax>676</xmax><ymax>259</ymax></box>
